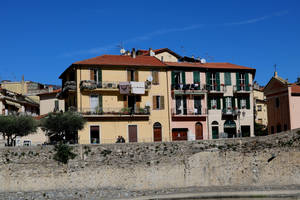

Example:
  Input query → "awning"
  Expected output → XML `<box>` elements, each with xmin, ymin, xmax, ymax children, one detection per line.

<box><xmin>5</xmin><ymin>100</ymin><xmax>22</xmax><ymax>108</ymax></box>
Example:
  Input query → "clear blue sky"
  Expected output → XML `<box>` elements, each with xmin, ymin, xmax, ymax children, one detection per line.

<box><xmin>1</xmin><ymin>0</ymin><xmax>299</xmax><ymax>86</ymax></box>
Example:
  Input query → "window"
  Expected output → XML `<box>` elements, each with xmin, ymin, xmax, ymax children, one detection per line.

<box><xmin>240</xmin><ymin>73</ymin><xmax>246</xmax><ymax>90</ymax></box>
<box><xmin>211</xmin><ymin>98</ymin><xmax>217</xmax><ymax>109</ymax></box>
<box><xmin>194</xmin><ymin>96</ymin><xmax>202</xmax><ymax>114</ymax></box>
<box><xmin>153</xmin><ymin>96</ymin><xmax>164</xmax><ymax>110</ymax></box>
<box><xmin>91</xmin><ymin>69</ymin><xmax>102</xmax><ymax>83</ymax></box>
<box><xmin>127</xmin><ymin>70</ymin><xmax>138</xmax><ymax>81</ymax></box>
<box><xmin>238</xmin><ymin>96</ymin><xmax>250</xmax><ymax>109</ymax></box>
<box><xmin>23</xmin><ymin>140</ymin><xmax>31</xmax><ymax>146</ymax></box>
<box><xmin>225</xmin><ymin>97</ymin><xmax>232</xmax><ymax>109</ymax></box>
<box><xmin>276</xmin><ymin>98</ymin><xmax>280</xmax><ymax>108</ymax></box>
<box><xmin>240</xmin><ymin>98</ymin><xmax>247</xmax><ymax>109</ymax></box>
<box><xmin>152</xmin><ymin>71</ymin><xmax>159</xmax><ymax>85</ymax></box>
<box><xmin>54</xmin><ymin>100</ymin><xmax>59</xmax><ymax>112</ymax></box>
<box><xmin>257</xmin><ymin>105</ymin><xmax>262</xmax><ymax>111</ymax></box>
<box><xmin>210</xmin><ymin>72</ymin><xmax>217</xmax><ymax>90</ymax></box>
<box><xmin>90</xmin><ymin>126</ymin><xmax>100</xmax><ymax>144</ymax></box>
<box><xmin>225</xmin><ymin>72</ymin><xmax>231</xmax><ymax>86</ymax></box>
<box><xmin>175</xmin><ymin>96</ymin><xmax>187</xmax><ymax>114</ymax></box>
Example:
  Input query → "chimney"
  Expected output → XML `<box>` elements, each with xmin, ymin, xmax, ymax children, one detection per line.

<box><xmin>274</xmin><ymin>71</ymin><xmax>278</xmax><ymax>78</ymax></box>
<box><xmin>49</xmin><ymin>85</ymin><xmax>53</xmax><ymax>92</ymax></box>
<box><xmin>131</xmin><ymin>48</ymin><xmax>136</xmax><ymax>58</ymax></box>
<box><xmin>149</xmin><ymin>48</ymin><xmax>155</xmax><ymax>56</ymax></box>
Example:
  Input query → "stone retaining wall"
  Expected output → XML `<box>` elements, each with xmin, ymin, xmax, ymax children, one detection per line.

<box><xmin>0</xmin><ymin>129</ymin><xmax>300</xmax><ymax>192</ymax></box>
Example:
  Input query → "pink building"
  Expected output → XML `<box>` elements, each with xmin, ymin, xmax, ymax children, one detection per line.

<box><xmin>264</xmin><ymin>73</ymin><xmax>300</xmax><ymax>134</ymax></box>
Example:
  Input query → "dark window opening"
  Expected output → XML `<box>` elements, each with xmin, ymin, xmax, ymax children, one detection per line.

<box><xmin>90</xmin><ymin>126</ymin><xmax>100</xmax><ymax>144</ymax></box>
<box><xmin>276</xmin><ymin>98</ymin><xmax>280</xmax><ymax>108</ymax></box>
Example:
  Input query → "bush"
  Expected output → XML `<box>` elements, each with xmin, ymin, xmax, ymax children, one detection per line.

<box><xmin>53</xmin><ymin>143</ymin><xmax>76</xmax><ymax>164</ymax></box>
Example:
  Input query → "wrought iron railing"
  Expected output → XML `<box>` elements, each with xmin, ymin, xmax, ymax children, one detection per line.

<box><xmin>171</xmin><ymin>108</ymin><xmax>207</xmax><ymax>116</ymax></box>
<box><xmin>78</xmin><ymin>107</ymin><xmax>150</xmax><ymax>116</ymax></box>
<box><xmin>80</xmin><ymin>80</ymin><xmax>151</xmax><ymax>90</ymax></box>
<box><xmin>171</xmin><ymin>83</ymin><xmax>207</xmax><ymax>91</ymax></box>
<box><xmin>233</xmin><ymin>85</ymin><xmax>253</xmax><ymax>92</ymax></box>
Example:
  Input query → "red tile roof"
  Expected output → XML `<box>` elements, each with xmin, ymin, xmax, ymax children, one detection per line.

<box><xmin>137</xmin><ymin>48</ymin><xmax>182</xmax><ymax>58</ymax></box>
<box><xmin>74</xmin><ymin>55</ymin><xmax>166</xmax><ymax>67</ymax></box>
<box><xmin>165</xmin><ymin>62</ymin><xmax>255</xmax><ymax>71</ymax></box>
<box><xmin>291</xmin><ymin>84</ymin><xmax>300</xmax><ymax>93</ymax></box>
<box><xmin>38</xmin><ymin>89</ymin><xmax>61</xmax><ymax>96</ymax></box>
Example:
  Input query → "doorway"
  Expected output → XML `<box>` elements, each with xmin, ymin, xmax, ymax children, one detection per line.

<box><xmin>224</xmin><ymin>120</ymin><xmax>237</xmax><ymax>138</ymax></box>
<box><xmin>153</xmin><ymin>122</ymin><xmax>162</xmax><ymax>142</ymax></box>
<box><xmin>128</xmin><ymin>125</ymin><xmax>137</xmax><ymax>142</ymax></box>
<box><xmin>172</xmin><ymin>128</ymin><xmax>188</xmax><ymax>141</ymax></box>
<box><xmin>195</xmin><ymin>122</ymin><xmax>203</xmax><ymax>140</ymax></box>
<box><xmin>128</xmin><ymin>96</ymin><xmax>136</xmax><ymax>114</ymax></box>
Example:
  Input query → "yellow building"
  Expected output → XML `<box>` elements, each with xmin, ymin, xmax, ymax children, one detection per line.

<box><xmin>59</xmin><ymin>51</ymin><xmax>171</xmax><ymax>144</ymax></box>
<box><xmin>253</xmin><ymin>83</ymin><xmax>268</xmax><ymax>127</ymax></box>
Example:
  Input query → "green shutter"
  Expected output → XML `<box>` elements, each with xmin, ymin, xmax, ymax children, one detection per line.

<box><xmin>237</xmin><ymin>97</ymin><xmax>241</xmax><ymax>109</ymax></box>
<box><xmin>97</xmin><ymin>69</ymin><xmax>102</xmax><ymax>82</ymax></box>
<box><xmin>232</xmin><ymin>97</ymin><xmax>236</xmax><ymax>108</ymax></box>
<box><xmin>206</xmin><ymin>72</ymin><xmax>211</xmax><ymax>89</ymax></box>
<box><xmin>222</xmin><ymin>97</ymin><xmax>226</xmax><ymax>109</ymax></box>
<box><xmin>217</xmin><ymin>97</ymin><xmax>221</xmax><ymax>110</ymax></box>
<box><xmin>181</xmin><ymin>71</ymin><xmax>186</xmax><ymax>84</ymax></box>
<box><xmin>236</xmin><ymin>72</ymin><xmax>240</xmax><ymax>91</ymax></box>
<box><xmin>225</xmin><ymin>72</ymin><xmax>231</xmax><ymax>86</ymax></box>
<box><xmin>193</xmin><ymin>71</ymin><xmax>200</xmax><ymax>83</ymax></box>
<box><xmin>207</xmin><ymin>96</ymin><xmax>211</xmax><ymax>110</ymax></box>
<box><xmin>171</xmin><ymin>71</ymin><xmax>175</xmax><ymax>85</ymax></box>
<box><xmin>245</xmin><ymin>73</ymin><xmax>249</xmax><ymax>91</ymax></box>
<box><xmin>98</xmin><ymin>95</ymin><xmax>103</xmax><ymax>112</ymax></box>
<box><xmin>216</xmin><ymin>72</ymin><xmax>220</xmax><ymax>91</ymax></box>
<box><xmin>246</xmin><ymin>96</ymin><xmax>250</xmax><ymax>109</ymax></box>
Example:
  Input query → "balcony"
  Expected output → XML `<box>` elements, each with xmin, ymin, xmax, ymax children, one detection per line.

<box><xmin>171</xmin><ymin>108</ymin><xmax>207</xmax><ymax>121</ymax></box>
<box><xmin>78</xmin><ymin>107</ymin><xmax>150</xmax><ymax>117</ymax></box>
<box><xmin>222</xmin><ymin>108</ymin><xmax>238</xmax><ymax>116</ymax></box>
<box><xmin>233</xmin><ymin>85</ymin><xmax>252</xmax><ymax>93</ymax></box>
<box><xmin>80</xmin><ymin>80</ymin><xmax>151</xmax><ymax>92</ymax></box>
<box><xmin>171</xmin><ymin>83</ymin><xmax>206</xmax><ymax>95</ymax></box>
<box><xmin>206</xmin><ymin>84</ymin><xmax>226</xmax><ymax>93</ymax></box>
<box><xmin>57</xmin><ymin>81</ymin><xmax>76</xmax><ymax>98</ymax></box>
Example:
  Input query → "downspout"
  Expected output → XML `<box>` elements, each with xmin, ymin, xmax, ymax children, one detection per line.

<box><xmin>80</xmin><ymin>66</ymin><xmax>82</xmax><ymax>112</ymax></box>
<box><xmin>166</xmin><ymin>67</ymin><xmax>172</xmax><ymax>141</ymax></box>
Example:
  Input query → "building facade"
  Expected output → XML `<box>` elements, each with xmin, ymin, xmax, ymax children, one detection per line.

<box><xmin>264</xmin><ymin>73</ymin><xmax>300</xmax><ymax>134</ymax></box>
<box><xmin>59</xmin><ymin>48</ymin><xmax>256</xmax><ymax>144</ymax></box>
<box><xmin>253</xmin><ymin>83</ymin><xmax>268</xmax><ymax>127</ymax></box>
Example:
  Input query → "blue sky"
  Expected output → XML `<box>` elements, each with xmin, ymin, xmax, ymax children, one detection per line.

<box><xmin>0</xmin><ymin>0</ymin><xmax>299</xmax><ymax>85</ymax></box>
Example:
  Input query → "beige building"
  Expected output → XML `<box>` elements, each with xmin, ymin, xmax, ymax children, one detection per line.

<box><xmin>59</xmin><ymin>51</ymin><xmax>171</xmax><ymax>144</ymax></box>
<box><xmin>253</xmin><ymin>83</ymin><xmax>268</xmax><ymax>127</ymax></box>
<box><xmin>38</xmin><ymin>89</ymin><xmax>64</xmax><ymax>115</ymax></box>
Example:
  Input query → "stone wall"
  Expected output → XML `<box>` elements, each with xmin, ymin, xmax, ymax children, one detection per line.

<box><xmin>0</xmin><ymin>129</ymin><xmax>300</xmax><ymax>192</ymax></box>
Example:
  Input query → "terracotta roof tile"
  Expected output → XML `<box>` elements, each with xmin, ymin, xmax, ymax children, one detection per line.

<box><xmin>291</xmin><ymin>84</ymin><xmax>300</xmax><ymax>93</ymax></box>
<box><xmin>165</xmin><ymin>62</ymin><xmax>255</xmax><ymax>71</ymax></box>
<box><xmin>74</xmin><ymin>55</ymin><xmax>166</xmax><ymax>67</ymax></box>
<box><xmin>38</xmin><ymin>89</ymin><xmax>61</xmax><ymax>96</ymax></box>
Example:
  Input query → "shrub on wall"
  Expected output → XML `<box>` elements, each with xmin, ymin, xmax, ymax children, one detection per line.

<box><xmin>53</xmin><ymin>143</ymin><xmax>76</xmax><ymax>164</ymax></box>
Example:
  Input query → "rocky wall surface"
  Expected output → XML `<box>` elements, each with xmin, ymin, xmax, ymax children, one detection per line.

<box><xmin>0</xmin><ymin>129</ymin><xmax>300</xmax><ymax>192</ymax></box>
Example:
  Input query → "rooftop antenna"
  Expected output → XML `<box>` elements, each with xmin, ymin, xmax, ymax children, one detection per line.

<box><xmin>203</xmin><ymin>52</ymin><xmax>215</xmax><ymax>62</ymax></box>
<box><xmin>117</xmin><ymin>42</ymin><xmax>126</xmax><ymax>55</ymax></box>
<box><xmin>274</xmin><ymin>64</ymin><xmax>278</xmax><ymax>77</ymax></box>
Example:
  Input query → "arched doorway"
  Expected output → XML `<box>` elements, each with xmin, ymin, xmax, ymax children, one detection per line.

<box><xmin>224</xmin><ymin>120</ymin><xmax>237</xmax><ymax>138</ymax></box>
<box><xmin>211</xmin><ymin>121</ymin><xmax>219</xmax><ymax>139</ymax></box>
<box><xmin>195</xmin><ymin>122</ymin><xmax>203</xmax><ymax>140</ymax></box>
<box><xmin>153</xmin><ymin>122</ymin><xmax>162</xmax><ymax>142</ymax></box>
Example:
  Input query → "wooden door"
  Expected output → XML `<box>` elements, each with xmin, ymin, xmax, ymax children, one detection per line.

<box><xmin>172</xmin><ymin>129</ymin><xmax>188</xmax><ymax>141</ymax></box>
<box><xmin>128</xmin><ymin>125</ymin><xmax>137</xmax><ymax>142</ymax></box>
<box><xmin>195</xmin><ymin>122</ymin><xmax>203</xmax><ymax>140</ymax></box>
<box><xmin>154</xmin><ymin>127</ymin><xmax>162</xmax><ymax>142</ymax></box>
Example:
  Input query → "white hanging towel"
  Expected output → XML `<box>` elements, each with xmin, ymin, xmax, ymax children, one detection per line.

<box><xmin>130</xmin><ymin>81</ymin><xmax>145</xmax><ymax>94</ymax></box>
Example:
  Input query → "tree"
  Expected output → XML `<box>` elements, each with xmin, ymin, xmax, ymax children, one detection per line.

<box><xmin>254</xmin><ymin>122</ymin><xmax>268</xmax><ymax>136</ymax></box>
<box><xmin>0</xmin><ymin>114</ymin><xmax>38</xmax><ymax>146</ymax></box>
<box><xmin>41</xmin><ymin>111</ymin><xmax>86</xmax><ymax>144</ymax></box>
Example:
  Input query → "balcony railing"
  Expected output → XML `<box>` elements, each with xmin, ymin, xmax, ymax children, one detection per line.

<box><xmin>222</xmin><ymin>108</ymin><xmax>238</xmax><ymax>115</ymax></box>
<box><xmin>206</xmin><ymin>84</ymin><xmax>226</xmax><ymax>93</ymax></box>
<box><xmin>171</xmin><ymin>83</ymin><xmax>206</xmax><ymax>95</ymax></box>
<box><xmin>78</xmin><ymin>107</ymin><xmax>150</xmax><ymax>116</ymax></box>
<box><xmin>62</xmin><ymin>81</ymin><xmax>76</xmax><ymax>91</ymax></box>
<box><xmin>233</xmin><ymin>85</ymin><xmax>252</xmax><ymax>93</ymax></box>
<box><xmin>171</xmin><ymin>108</ymin><xmax>207</xmax><ymax>116</ymax></box>
<box><xmin>80</xmin><ymin>80</ymin><xmax>151</xmax><ymax>91</ymax></box>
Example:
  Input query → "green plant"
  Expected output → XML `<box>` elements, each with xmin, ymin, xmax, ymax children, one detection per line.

<box><xmin>53</xmin><ymin>143</ymin><xmax>77</xmax><ymax>164</ymax></box>
<box><xmin>120</xmin><ymin>107</ymin><xmax>130</xmax><ymax>114</ymax></box>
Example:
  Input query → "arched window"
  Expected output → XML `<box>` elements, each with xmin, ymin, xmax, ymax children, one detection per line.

<box><xmin>212</xmin><ymin>121</ymin><xmax>219</xmax><ymax>125</ymax></box>
<box><xmin>153</xmin><ymin>122</ymin><xmax>162</xmax><ymax>142</ymax></box>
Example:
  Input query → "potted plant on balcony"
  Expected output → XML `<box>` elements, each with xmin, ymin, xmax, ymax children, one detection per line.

<box><xmin>121</xmin><ymin>107</ymin><xmax>130</xmax><ymax>115</ymax></box>
<box><xmin>212</xmin><ymin>105</ymin><xmax>217</xmax><ymax>109</ymax></box>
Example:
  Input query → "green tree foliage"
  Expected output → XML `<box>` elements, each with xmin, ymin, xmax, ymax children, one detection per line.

<box><xmin>41</xmin><ymin>111</ymin><xmax>86</xmax><ymax>144</ymax></box>
<box><xmin>254</xmin><ymin>122</ymin><xmax>268</xmax><ymax>136</ymax></box>
<box><xmin>0</xmin><ymin>115</ymin><xmax>38</xmax><ymax>146</ymax></box>
<box><xmin>53</xmin><ymin>143</ymin><xmax>77</xmax><ymax>164</ymax></box>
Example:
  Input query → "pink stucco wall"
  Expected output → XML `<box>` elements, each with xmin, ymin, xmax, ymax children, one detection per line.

<box><xmin>171</xmin><ymin>121</ymin><xmax>208</xmax><ymax>140</ymax></box>
<box><xmin>288</xmin><ymin>88</ymin><xmax>300</xmax><ymax>130</ymax></box>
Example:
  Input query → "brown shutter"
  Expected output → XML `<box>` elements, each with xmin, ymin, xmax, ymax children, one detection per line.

<box><xmin>153</xmin><ymin>96</ymin><xmax>157</xmax><ymax>110</ymax></box>
<box><xmin>127</xmin><ymin>70</ymin><xmax>131</xmax><ymax>81</ymax></box>
<box><xmin>152</xmin><ymin>71</ymin><xmax>159</xmax><ymax>85</ymax></box>
<box><xmin>90</xmin><ymin>69</ymin><xmax>95</xmax><ymax>80</ymax></box>
<box><xmin>136</xmin><ymin>102</ymin><xmax>140</xmax><ymax>109</ymax></box>
<box><xmin>135</xmin><ymin>70</ymin><xmax>139</xmax><ymax>81</ymax></box>
<box><xmin>123</xmin><ymin>95</ymin><xmax>128</xmax><ymax>108</ymax></box>
<box><xmin>160</xmin><ymin>96</ymin><xmax>164</xmax><ymax>110</ymax></box>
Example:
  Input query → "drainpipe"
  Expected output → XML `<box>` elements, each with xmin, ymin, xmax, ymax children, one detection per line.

<box><xmin>166</xmin><ymin>68</ymin><xmax>172</xmax><ymax>141</ymax></box>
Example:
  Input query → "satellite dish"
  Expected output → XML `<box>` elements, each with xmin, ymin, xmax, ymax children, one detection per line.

<box><xmin>147</xmin><ymin>75</ymin><xmax>153</xmax><ymax>82</ymax></box>
<box><xmin>200</xmin><ymin>58</ymin><xmax>206</xmax><ymax>63</ymax></box>
<box><xmin>120</xmin><ymin>48</ymin><xmax>126</xmax><ymax>54</ymax></box>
